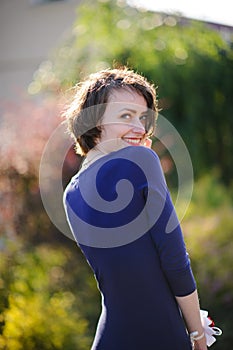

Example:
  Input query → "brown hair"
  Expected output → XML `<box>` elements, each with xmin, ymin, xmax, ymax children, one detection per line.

<box><xmin>64</xmin><ymin>67</ymin><xmax>158</xmax><ymax>155</ymax></box>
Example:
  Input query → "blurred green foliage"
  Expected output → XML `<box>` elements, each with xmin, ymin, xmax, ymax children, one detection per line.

<box><xmin>1</xmin><ymin>0</ymin><xmax>233</xmax><ymax>349</ymax></box>
<box><xmin>0</xmin><ymin>241</ymin><xmax>98</xmax><ymax>350</ymax></box>
<box><xmin>182</xmin><ymin>175</ymin><xmax>233</xmax><ymax>349</ymax></box>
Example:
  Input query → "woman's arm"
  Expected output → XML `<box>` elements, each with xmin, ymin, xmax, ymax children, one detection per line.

<box><xmin>142</xmin><ymin>148</ymin><xmax>207</xmax><ymax>349</ymax></box>
<box><xmin>176</xmin><ymin>290</ymin><xmax>207</xmax><ymax>350</ymax></box>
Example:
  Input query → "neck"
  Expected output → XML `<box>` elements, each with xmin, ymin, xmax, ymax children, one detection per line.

<box><xmin>79</xmin><ymin>147</ymin><xmax>106</xmax><ymax>174</ymax></box>
<box><xmin>95</xmin><ymin>138</ymin><xmax>128</xmax><ymax>154</ymax></box>
<box><xmin>79</xmin><ymin>139</ymin><xmax>128</xmax><ymax>174</ymax></box>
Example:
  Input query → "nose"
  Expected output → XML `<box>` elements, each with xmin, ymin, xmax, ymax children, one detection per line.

<box><xmin>131</xmin><ymin>117</ymin><xmax>146</xmax><ymax>134</ymax></box>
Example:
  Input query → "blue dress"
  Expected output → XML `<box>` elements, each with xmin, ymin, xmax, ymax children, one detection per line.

<box><xmin>63</xmin><ymin>146</ymin><xmax>195</xmax><ymax>350</ymax></box>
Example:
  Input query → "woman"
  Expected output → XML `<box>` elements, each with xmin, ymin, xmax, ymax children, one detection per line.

<box><xmin>63</xmin><ymin>67</ymin><xmax>207</xmax><ymax>350</ymax></box>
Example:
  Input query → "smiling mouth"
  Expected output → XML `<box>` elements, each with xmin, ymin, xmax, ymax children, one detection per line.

<box><xmin>122</xmin><ymin>138</ymin><xmax>142</xmax><ymax>145</ymax></box>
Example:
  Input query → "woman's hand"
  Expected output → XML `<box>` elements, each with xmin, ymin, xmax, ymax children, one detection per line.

<box><xmin>193</xmin><ymin>335</ymin><xmax>208</xmax><ymax>350</ymax></box>
<box><xmin>144</xmin><ymin>138</ymin><xmax>152</xmax><ymax>148</ymax></box>
<box><xmin>175</xmin><ymin>290</ymin><xmax>208</xmax><ymax>350</ymax></box>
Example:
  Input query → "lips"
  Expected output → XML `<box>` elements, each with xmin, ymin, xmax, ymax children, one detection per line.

<box><xmin>122</xmin><ymin>138</ymin><xmax>142</xmax><ymax>145</ymax></box>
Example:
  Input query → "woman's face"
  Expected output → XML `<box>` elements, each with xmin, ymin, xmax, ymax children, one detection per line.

<box><xmin>99</xmin><ymin>88</ymin><xmax>150</xmax><ymax>149</ymax></box>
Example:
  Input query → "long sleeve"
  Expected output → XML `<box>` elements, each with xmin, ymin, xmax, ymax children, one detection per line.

<box><xmin>142</xmin><ymin>148</ymin><xmax>196</xmax><ymax>296</ymax></box>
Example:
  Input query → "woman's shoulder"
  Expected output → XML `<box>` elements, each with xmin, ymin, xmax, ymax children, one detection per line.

<box><xmin>116</xmin><ymin>146</ymin><xmax>164</xmax><ymax>182</ymax></box>
<box><xmin>66</xmin><ymin>146</ymin><xmax>160</xmax><ymax>184</ymax></box>
<box><xmin>117</xmin><ymin>145</ymin><xmax>159</xmax><ymax>162</ymax></box>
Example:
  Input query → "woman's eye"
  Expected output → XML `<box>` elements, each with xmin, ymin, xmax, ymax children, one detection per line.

<box><xmin>120</xmin><ymin>114</ymin><xmax>131</xmax><ymax>120</ymax></box>
<box><xmin>140</xmin><ymin>115</ymin><xmax>148</xmax><ymax>122</ymax></box>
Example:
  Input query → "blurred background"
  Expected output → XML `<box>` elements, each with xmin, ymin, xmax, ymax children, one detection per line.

<box><xmin>0</xmin><ymin>0</ymin><xmax>232</xmax><ymax>349</ymax></box>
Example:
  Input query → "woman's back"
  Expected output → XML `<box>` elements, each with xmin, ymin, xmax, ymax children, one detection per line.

<box><xmin>64</xmin><ymin>146</ymin><xmax>194</xmax><ymax>350</ymax></box>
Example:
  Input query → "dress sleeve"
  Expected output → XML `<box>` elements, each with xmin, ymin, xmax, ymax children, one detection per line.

<box><xmin>143</xmin><ymin>148</ymin><xmax>196</xmax><ymax>297</ymax></box>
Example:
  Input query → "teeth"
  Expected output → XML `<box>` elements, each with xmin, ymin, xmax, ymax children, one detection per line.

<box><xmin>123</xmin><ymin>138</ymin><xmax>141</xmax><ymax>144</ymax></box>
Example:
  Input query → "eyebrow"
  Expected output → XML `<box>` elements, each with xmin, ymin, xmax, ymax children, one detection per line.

<box><xmin>118</xmin><ymin>107</ymin><xmax>148</xmax><ymax>115</ymax></box>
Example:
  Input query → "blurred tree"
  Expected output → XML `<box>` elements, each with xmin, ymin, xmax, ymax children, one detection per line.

<box><xmin>182</xmin><ymin>174</ymin><xmax>233</xmax><ymax>350</ymax></box>
<box><xmin>0</xmin><ymin>95</ymin><xmax>81</xmax><ymax>244</ymax></box>
<box><xmin>31</xmin><ymin>0</ymin><xmax>233</xmax><ymax>185</ymax></box>
<box><xmin>0</xmin><ymin>96</ymin><xmax>99</xmax><ymax>348</ymax></box>
<box><xmin>0</xmin><ymin>241</ymin><xmax>99</xmax><ymax>350</ymax></box>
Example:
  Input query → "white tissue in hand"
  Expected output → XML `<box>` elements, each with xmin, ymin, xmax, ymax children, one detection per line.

<box><xmin>200</xmin><ymin>310</ymin><xmax>222</xmax><ymax>347</ymax></box>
